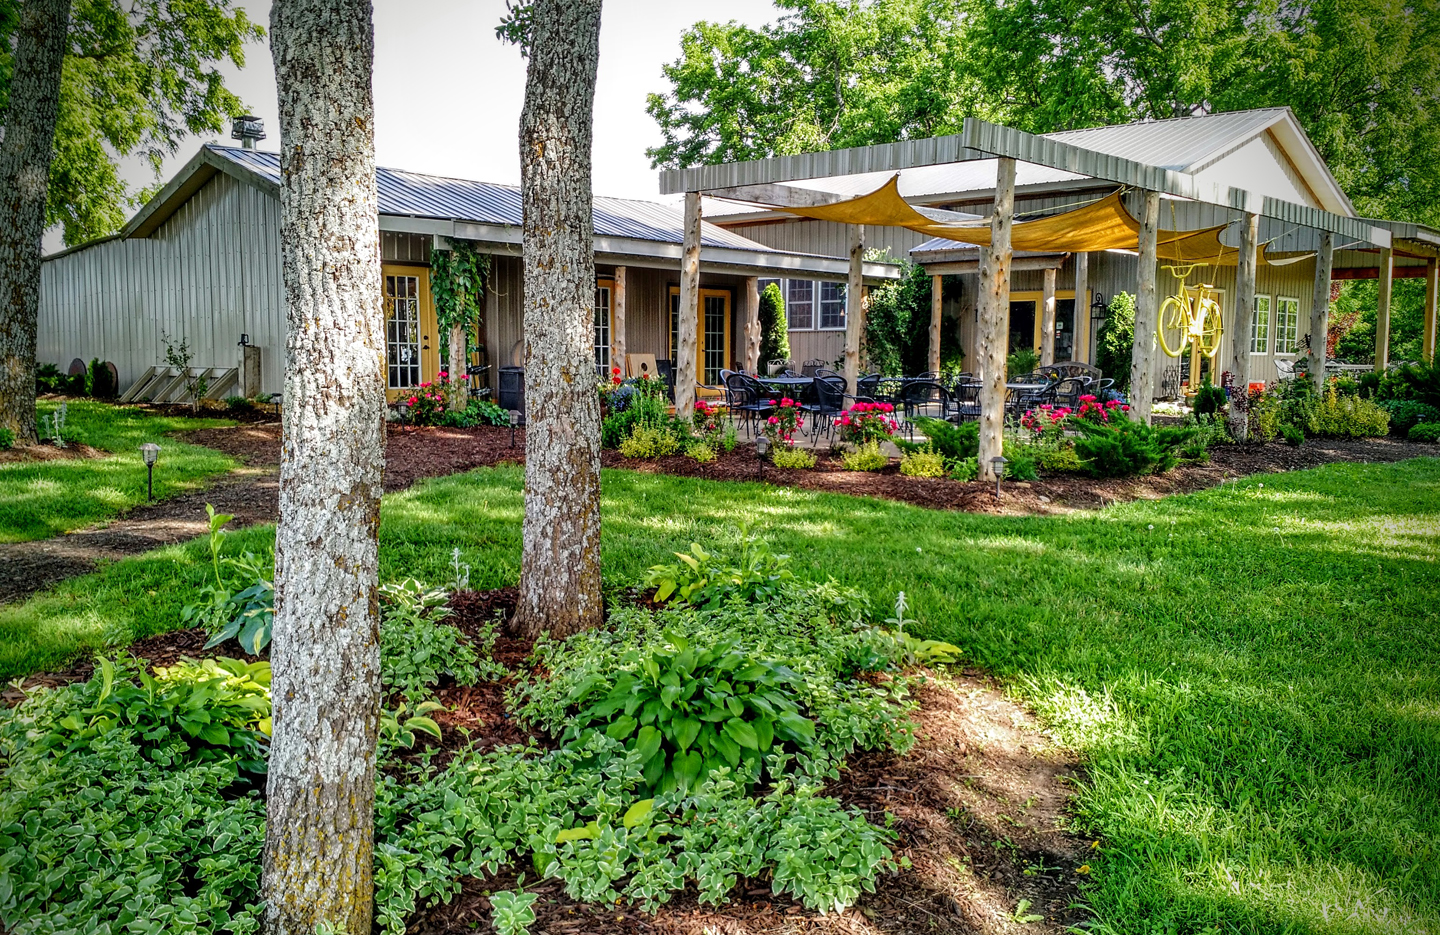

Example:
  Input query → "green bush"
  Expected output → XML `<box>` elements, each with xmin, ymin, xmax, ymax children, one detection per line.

<box><xmin>771</xmin><ymin>445</ymin><xmax>816</xmax><ymax>468</ymax></box>
<box><xmin>620</xmin><ymin>424</ymin><xmax>681</xmax><ymax>458</ymax></box>
<box><xmin>1378</xmin><ymin>399</ymin><xmax>1440</xmax><ymax>434</ymax></box>
<box><xmin>1095</xmin><ymin>292</ymin><xmax>1136</xmax><ymax>392</ymax></box>
<box><xmin>1072</xmin><ymin>418</ymin><xmax>1196</xmax><ymax>477</ymax></box>
<box><xmin>902</xmin><ymin>417</ymin><xmax>978</xmax><ymax>463</ymax></box>
<box><xmin>1314</xmin><ymin>386</ymin><xmax>1390</xmax><ymax>437</ymax></box>
<box><xmin>1034</xmin><ymin>445</ymin><xmax>1084</xmax><ymax>472</ymax></box>
<box><xmin>758</xmin><ymin>282</ymin><xmax>790</xmax><ymax>365</ymax></box>
<box><xmin>1192</xmin><ymin>379</ymin><xmax>1227</xmax><ymax>417</ymax></box>
<box><xmin>87</xmin><ymin>358</ymin><xmax>116</xmax><ymax>399</ymax></box>
<box><xmin>223</xmin><ymin>395</ymin><xmax>254</xmax><ymax>413</ymax></box>
<box><xmin>0</xmin><ymin>426</ymin><xmax>12</xmax><ymax>450</ymax></box>
<box><xmin>441</xmin><ymin>397</ymin><xmax>509</xmax><ymax>428</ymax></box>
<box><xmin>899</xmin><ymin>446</ymin><xmax>945</xmax><ymax>477</ymax></box>
<box><xmin>1005</xmin><ymin>347</ymin><xmax>1040</xmax><ymax>378</ymax></box>
<box><xmin>1374</xmin><ymin>359</ymin><xmax>1440</xmax><ymax>408</ymax></box>
<box><xmin>34</xmin><ymin>361</ymin><xmax>65</xmax><ymax>393</ymax></box>
<box><xmin>643</xmin><ymin>534</ymin><xmax>795</xmax><ymax>609</ymax></box>
<box><xmin>1281</xmin><ymin>423</ymin><xmax>1304</xmax><ymax>446</ymax></box>
<box><xmin>1409</xmin><ymin>421</ymin><xmax>1440</xmax><ymax>442</ymax></box>
<box><xmin>1005</xmin><ymin>454</ymin><xmax>1039</xmax><ymax>480</ymax></box>
<box><xmin>841</xmin><ymin>440</ymin><xmax>889</xmax><ymax>471</ymax></box>
<box><xmin>686</xmin><ymin>441</ymin><xmax>717</xmax><ymax>462</ymax></box>
<box><xmin>949</xmin><ymin>456</ymin><xmax>979</xmax><ymax>481</ymax></box>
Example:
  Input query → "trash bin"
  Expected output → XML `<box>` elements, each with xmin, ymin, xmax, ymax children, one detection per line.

<box><xmin>498</xmin><ymin>366</ymin><xmax>525</xmax><ymax>414</ymax></box>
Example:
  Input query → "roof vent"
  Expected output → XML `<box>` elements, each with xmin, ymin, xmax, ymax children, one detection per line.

<box><xmin>231</xmin><ymin>115</ymin><xmax>266</xmax><ymax>150</ymax></box>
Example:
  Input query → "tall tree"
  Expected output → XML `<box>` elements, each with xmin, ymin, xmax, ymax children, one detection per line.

<box><xmin>0</xmin><ymin>0</ymin><xmax>71</xmax><ymax>442</ymax></box>
<box><xmin>261</xmin><ymin>1</ymin><xmax>383</xmax><ymax>933</ymax></box>
<box><xmin>512</xmin><ymin>0</ymin><xmax>604</xmax><ymax>640</ymax></box>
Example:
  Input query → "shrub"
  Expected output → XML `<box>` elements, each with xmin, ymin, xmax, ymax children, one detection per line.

<box><xmin>35</xmin><ymin>361</ymin><xmax>65</xmax><ymax>393</ymax></box>
<box><xmin>1314</xmin><ymin>386</ymin><xmax>1389</xmax><ymax>437</ymax></box>
<box><xmin>1409</xmin><ymin>422</ymin><xmax>1440</xmax><ymax>443</ymax></box>
<box><xmin>0</xmin><ymin>426</ymin><xmax>12</xmax><ymax>450</ymax></box>
<box><xmin>1192</xmin><ymin>379</ymin><xmax>1227</xmax><ymax>417</ymax></box>
<box><xmin>1378</xmin><ymin>399</ymin><xmax>1440</xmax><ymax>434</ymax></box>
<box><xmin>1374</xmin><ymin>359</ymin><xmax>1440</xmax><ymax>408</ymax></box>
<box><xmin>1006</xmin><ymin>347</ymin><xmax>1039</xmax><ymax>378</ymax></box>
<box><xmin>686</xmin><ymin>441</ymin><xmax>717</xmax><ymax>462</ymax></box>
<box><xmin>841</xmin><ymin>440</ymin><xmax>889</xmax><ymax>471</ymax></box>
<box><xmin>400</xmin><ymin>377</ymin><xmax>451</xmax><ymax>425</ymax></box>
<box><xmin>1096</xmin><ymin>292</ymin><xmax>1136</xmax><ymax>392</ymax></box>
<box><xmin>949</xmin><ymin>456</ymin><xmax>979</xmax><ymax>481</ymax></box>
<box><xmin>620</xmin><ymin>424</ymin><xmax>681</xmax><ymax>458</ymax></box>
<box><xmin>902</xmin><ymin>417</ymin><xmax>978</xmax><ymax>463</ymax></box>
<box><xmin>1072</xmin><ymin>418</ymin><xmax>1196</xmax><ymax>477</ymax></box>
<box><xmin>1281</xmin><ymin>423</ymin><xmax>1305</xmax><ymax>446</ymax></box>
<box><xmin>899</xmin><ymin>446</ymin><xmax>945</xmax><ymax>477</ymax></box>
<box><xmin>763</xmin><ymin>397</ymin><xmax>804</xmax><ymax>448</ymax></box>
<box><xmin>771</xmin><ymin>445</ymin><xmax>816</xmax><ymax>468</ymax></box>
<box><xmin>836</xmin><ymin>401</ymin><xmax>898</xmax><ymax>446</ymax></box>
<box><xmin>441</xmin><ymin>397</ymin><xmax>509</xmax><ymax>428</ymax></box>
<box><xmin>1034</xmin><ymin>445</ymin><xmax>1084</xmax><ymax>472</ymax></box>
<box><xmin>758</xmin><ymin>281</ymin><xmax>790</xmax><ymax>364</ymax></box>
<box><xmin>224</xmin><ymin>394</ymin><xmax>254</xmax><ymax>413</ymax></box>
<box><xmin>1005</xmin><ymin>454</ymin><xmax>1039</xmax><ymax>481</ymax></box>
<box><xmin>88</xmin><ymin>358</ymin><xmax>116</xmax><ymax>398</ymax></box>
<box><xmin>1248</xmin><ymin>385</ymin><xmax>1282</xmax><ymax>441</ymax></box>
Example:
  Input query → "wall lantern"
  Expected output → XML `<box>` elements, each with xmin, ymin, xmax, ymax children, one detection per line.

<box><xmin>139</xmin><ymin>443</ymin><xmax>161</xmax><ymax>500</ymax></box>
<box><xmin>237</xmin><ymin>333</ymin><xmax>251</xmax><ymax>347</ymax></box>
<box><xmin>990</xmin><ymin>455</ymin><xmax>1007</xmax><ymax>499</ymax></box>
<box><xmin>1089</xmin><ymin>294</ymin><xmax>1109</xmax><ymax>325</ymax></box>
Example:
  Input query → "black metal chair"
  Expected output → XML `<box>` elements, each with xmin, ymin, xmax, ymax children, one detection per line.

<box><xmin>724</xmin><ymin>372</ymin><xmax>773</xmax><ymax>431</ymax></box>
<box><xmin>855</xmin><ymin>372</ymin><xmax>881</xmax><ymax>401</ymax></box>
<box><xmin>898</xmin><ymin>380</ymin><xmax>953</xmax><ymax>431</ymax></box>
<box><xmin>802</xmin><ymin>375</ymin><xmax>848</xmax><ymax>441</ymax></box>
<box><xmin>801</xmin><ymin>359</ymin><xmax>827</xmax><ymax>377</ymax></box>
<box><xmin>1052</xmin><ymin>376</ymin><xmax>1086</xmax><ymax>409</ymax></box>
<box><xmin>951</xmin><ymin>381</ymin><xmax>981</xmax><ymax>422</ymax></box>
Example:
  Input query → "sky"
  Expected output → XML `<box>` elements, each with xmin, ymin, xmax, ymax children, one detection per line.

<box><xmin>119</xmin><ymin>0</ymin><xmax>780</xmax><ymax>203</ymax></box>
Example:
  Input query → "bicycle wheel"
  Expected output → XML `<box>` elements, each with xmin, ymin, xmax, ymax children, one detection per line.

<box><xmin>1157</xmin><ymin>296</ymin><xmax>1189</xmax><ymax>358</ymax></box>
<box><xmin>1196</xmin><ymin>298</ymin><xmax>1224</xmax><ymax>358</ymax></box>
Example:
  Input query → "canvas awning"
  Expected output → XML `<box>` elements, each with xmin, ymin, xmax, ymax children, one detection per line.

<box><xmin>743</xmin><ymin>177</ymin><xmax>1309</xmax><ymax>267</ymax></box>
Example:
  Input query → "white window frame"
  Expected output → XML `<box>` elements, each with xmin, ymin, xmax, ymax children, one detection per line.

<box><xmin>1250</xmin><ymin>294</ymin><xmax>1272</xmax><ymax>355</ymax></box>
<box><xmin>594</xmin><ymin>284</ymin><xmax>611</xmax><ymax>371</ymax></box>
<box><xmin>786</xmin><ymin>279</ymin><xmax>814</xmax><ymax>330</ymax></box>
<box><xmin>818</xmin><ymin>281</ymin><xmax>846</xmax><ymax>331</ymax></box>
<box><xmin>385</xmin><ymin>274</ymin><xmax>421</xmax><ymax>389</ymax></box>
<box><xmin>1274</xmin><ymin>296</ymin><xmax>1301</xmax><ymax>355</ymax></box>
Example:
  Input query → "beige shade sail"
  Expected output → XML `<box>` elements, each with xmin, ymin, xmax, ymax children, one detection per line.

<box><xmin>756</xmin><ymin>177</ymin><xmax>1307</xmax><ymax>266</ymax></box>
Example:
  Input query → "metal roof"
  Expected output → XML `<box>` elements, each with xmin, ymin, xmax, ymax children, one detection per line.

<box><xmin>210</xmin><ymin>145</ymin><xmax>777</xmax><ymax>252</ymax></box>
<box><xmin>1046</xmin><ymin>109</ymin><xmax>1289</xmax><ymax>172</ymax></box>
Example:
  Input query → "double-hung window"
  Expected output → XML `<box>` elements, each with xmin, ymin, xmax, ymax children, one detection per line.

<box><xmin>1275</xmin><ymin>296</ymin><xmax>1301</xmax><ymax>354</ymax></box>
<box><xmin>786</xmin><ymin>280</ymin><xmax>814</xmax><ymax>330</ymax></box>
<box><xmin>819</xmin><ymin>282</ymin><xmax>846</xmax><ymax>330</ymax></box>
<box><xmin>1250</xmin><ymin>295</ymin><xmax>1272</xmax><ymax>354</ymax></box>
<box><xmin>594</xmin><ymin>285</ymin><xmax>611</xmax><ymax>371</ymax></box>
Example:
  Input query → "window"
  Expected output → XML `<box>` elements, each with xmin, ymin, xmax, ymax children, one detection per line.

<box><xmin>1275</xmin><ymin>296</ymin><xmax>1300</xmax><ymax>354</ymax></box>
<box><xmin>786</xmin><ymin>280</ymin><xmax>814</xmax><ymax>330</ymax></box>
<box><xmin>385</xmin><ymin>274</ymin><xmax>420</xmax><ymax>389</ymax></box>
<box><xmin>819</xmin><ymin>281</ymin><xmax>846</xmax><ymax>330</ymax></box>
<box><xmin>594</xmin><ymin>285</ymin><xmax>611</xmax><ymax>371</ymax></box>
<box><xmin>1250</xmin><ymin>294</ymin><xmax>1272</xmax><ymax>354</ymax></box>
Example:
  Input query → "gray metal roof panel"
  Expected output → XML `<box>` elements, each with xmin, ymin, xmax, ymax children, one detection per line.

<box><xmin>208</xmin><ymin>145</ymin><xmax>775</xmax><ymax>251</ymax></box>
<box><xmin>1046</xmin><ymin>109</ymin><xmax>1288</xmax><ymax>171</ymax></box>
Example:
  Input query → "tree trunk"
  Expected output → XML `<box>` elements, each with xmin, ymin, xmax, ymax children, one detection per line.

<box><xmin>0</xmin><ymin>0</ymin><xmax>71</xmax><ymax>440</ymax></box>
<box><xmin>1040</xmin><ymin>266</ymin><xmax>1057</xmax><ymax>366</ymax></box>
<box><xmin>743</xmin><ymin>276</ymin><xmax>760</xmax><ymax>373</ymax></box>
<box><xmin>514</xmin><ymin>0</ymin><xmax>604</xmax><ymax>641</ymax></box>
<box><xmin>1309</xmin><ymin>231</ymin><xmax>1335</xmax><ymax>393</ymax></box>
<box><xmin>1228</xmin><ymin>211</ymin><xmax>1259</xmax><ymax>441</ymax></box>
<box><xmin>979</xmin><ymin>157</ymin><xmax>1014</xmax><ymax>482</ymax></box>
<box><xmin>928</xmin><ymin>274</ymin><xmax>942</xmax><ymax>375</ymax></box>
<box><xmin>1129</xmin><ymin>191</ymin><xmax>1160</xmax><ymax>423</ymax></box>
<box><xmin>612</xmin><ymin>265</ymin><xmax>627</xmax><ymax>376</ymax></box>
<box><xmin>1375</xmin><ymin>246</ymin><xmax>1394</xmax><ymax>371</ymax></box>
<box><xmin>843</xmin><ymin>224</ymin><xmax>864</xmax><ymax>394</ymax></box>
<box><xmin>262</xmin><ymin>2</ymin><xmax>384</xmax><ymax>933</ymax></box>
<box><xmin>449</xmin><ymin>322</ymin><xmax>468</xmax><ymax>410</ymax></box>
<box><xmin>675</xmin><ymin>191</ymin><xmax>700</xmax><ymax>418</ymax></box>
<box><xmin>1073</xmin><ymin>252</ymin><xmax>1089</xmax><ymax>363</ymax></box>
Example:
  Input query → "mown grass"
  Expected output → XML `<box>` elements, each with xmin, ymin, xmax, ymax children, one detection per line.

<box><xmin>0</xmin><ymin>400</ymin><xmax>237</xmax><ymax>542</ymax></box>
<box><xmin>2</xmin><ymin>459</ymin><xmax>1437</xmax><ymax>934</ymax></box>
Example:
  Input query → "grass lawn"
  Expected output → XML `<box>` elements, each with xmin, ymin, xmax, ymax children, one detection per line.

<box><xmin>3</xmin><ymin>458</ymin><xmax>1437</xmax><ymax>933</ymax></box>
<box><xmin>0</xmin><ymin>400</ymin><xmax>237</xmax><ymax>542</ymax></box>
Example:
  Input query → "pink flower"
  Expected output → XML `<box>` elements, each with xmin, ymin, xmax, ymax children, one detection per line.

<box><xmin>768</xmin><ymin>416</ymin><xmax>779</xmax><ymax>425</ymax></box>
<box><xmin>407</xmin><ymin>396</ymin><xmax>417</xmax><ymax>406</ymax></box>
<box><xmin>438</xmin><ymin>371</ymin><xmax>447</xmax><ymax>378</ymax></box>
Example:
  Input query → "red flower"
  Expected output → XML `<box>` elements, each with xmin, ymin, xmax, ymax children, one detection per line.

<box><xmin>612</xmin><ymin>366</ymin><xmax>621</xmax><ymax>376</ymax></box>
<box><xmin>612</xmin><ymin>376</ymin><xmax>622</xmax><ymax>385</ymax></box>
<box><xmin>407</xmin><ymin>396</ymin><xmax>417</xmax><ymax>406</ymax></box>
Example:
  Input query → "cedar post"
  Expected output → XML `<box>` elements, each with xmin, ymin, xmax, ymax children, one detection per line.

<box><xmin>1074</xmin><ymin>251</ymin><xmax>1089</xmax><ymax>362</ymax></box>
<box><xmin>448</xmin><ymin>321</ymin><xmax>467</xmax><ymax>410</ymax></box>
<box><xmin>979</xmin><ymin>157</ymin><xmax>1015</xmax><ymax>482</ymax></box>
<box><xmin>1375</xmin><ymin>245</ymin><xmax>1394</xmax><ymax>371</ymax></box>
<box><xmin>843</xmin><ymin>224</ymin><xmax>865</xmax><ymax>394</ymax></box>
<box><xmin>929</xmin><ymin>274</ymin><xmax>942</xmax><ymax>374</ymax></box>
<box><xmin>612</xmin><ymin>265</ymin><xmax>627</xmax><ymax>376</ymax></box>
<box><xmin>1423</xmin><ymin>257</ymin><xmax>1438</xmax><ymax>364</ymax></box>
<box><xmin>1308</xmin><ymin>233</ymin><xmax>1334</xmax><ymax>393</ymax></box>
<box><xmin>1227</xmin><ymin>211</ymin><xmax>1259</xmax><ymax>440</ymax></box>
<box><xmin>1129</xmin><ymin>191</ymin><xmax>1161</xmax><ymax>424</ymax></box>
<box><xmin>676</xmin><ymin>191</ymin><xmax>701</xmax><ymax>417</ymax></box>
<box><xmin>1040</xmin><ymin>266</ymin><xmax>1057</xmax><ymax>365</ymax></box>
<box><xmin>744</xmin><ymin>276</ymin><xmax>760</xmax><ymax>372</ymax></box>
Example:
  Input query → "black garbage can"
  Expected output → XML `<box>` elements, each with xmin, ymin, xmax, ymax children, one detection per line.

<box><xmin>498</xmin><ymin>366</ymin><xmax>525</xmax><ymax>414</ymax></box>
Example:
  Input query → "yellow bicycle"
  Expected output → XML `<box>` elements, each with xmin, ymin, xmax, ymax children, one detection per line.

<box><xmin>1156</xmin><ymin>264</ymin><xmax>1224</xmax><ymax>369</ymax></box>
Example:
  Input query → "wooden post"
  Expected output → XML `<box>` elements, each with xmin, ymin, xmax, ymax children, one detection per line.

<box><xmin>448</xmin><ymin>322</ymin><xmax>467</xmax><ymax>410</ymax></box>
<box><xmin>1375</xmin><ymin>245</ymin><xmax>1393</xmax><ymax>371</ymax></box>
<box><xmin>843</xmin><ymin>224</ymin><xmax>865</xmax><ymax>394</ymax></box>
<box><xmin>1074</xmin><ymin>252</ymin><xmax>1089</xmax><ymax>363</ymax></box>
<box><xmin>1040</xmin><ymin>266</ymin><xmax>1057</xmax><ymax>365</ymax></box>
<box><xmin>1308</xmin><ymin>233</ymin><xmax>1334</xmax><ymax>393</ymax></box>
<box><xmin>1423</xmin><ymin>257</ymin><xmax>1438</xmax><ymax>364</ymax></box>
<box><xmin>1228</xmin><ymin>211</ymin><xmax>1259</xmax><ymax>440</ymax></box>
<box><xmin>612</xmin><ymin>265</ymin><xmax>627</xmax><ymax>377</ymax></box>
<box><xmin>980</xmin><ymin>157</ymin><xmax>1015</xmax><ymax>482</ymax></box>
<box><xmin>1128</xmin><ymin>191</ymin><xmax>1161</xmax><ymax>424</ymax></box>
<box><xmin>743</xmin><ymin>276</ymin><xmax>760</xmax><ymax>372</ymax></box>
<box><xmin>676</xmin><ymin>191</ymin><xmax>701</xmax><ymax>418</ymax></box>
<box><xmin>928</xmin><ymin>274</ymin><xmax>942</xmax><ymax>374</ymax></box>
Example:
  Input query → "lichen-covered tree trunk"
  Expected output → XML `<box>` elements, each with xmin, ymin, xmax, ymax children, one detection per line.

<box><xmin>515</xmin><ymin>0</ymin><xmax>604</xmax><ymax>641</ymax></box>
<box><xmin>978</xmin><ymin>157</ymin><xmax>1014</xmax><ymax>482</ymax></box>
<box><xmin>262</xmin><ymin>2</ymin><xmax>384</xmax><ymax>933</ymax></box>
<box><xmin>0</xmin><ymin>0</ymin><xmax>71</xmax><ymax>440</ymax></box>
<box><xmin>1129</xmin><ymin>191</ymin><xmax>1161</xmax><ymax>424</ymax></box>
<box><xmin>1227</xmin><ymin>211</ymin><xmax>1259</xmax><ymax>441</ymax></box>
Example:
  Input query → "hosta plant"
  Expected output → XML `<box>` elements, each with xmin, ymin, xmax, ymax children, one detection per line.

<box><xmin>562</xmin><ymin>631</ymin><xmax>817</xmax><ymax>793</ymax></box>
<box><xmin>643</xmin><ymin>532</ymin><xmax>794</xmax><ymax>608</ymax></box>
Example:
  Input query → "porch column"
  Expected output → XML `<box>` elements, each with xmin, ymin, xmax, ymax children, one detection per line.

<box><xmin>1308</xmin><ymin>233</ymin><xmax>1334</xmax><ymax>393</ymax></box>
<box><xmin>744</xmin><ymin>276</ymin><xmax>761</xmax><ymax>372</ymax></box>
<box><xmin>1228</xmin><ymin>211</ymin><xmax>1259</xmax><ymax>441</ymax></box>
<box><xmin>1074</xmin><ymin>251</ymin><xmax>1089</xmax><ymax>363</ymax></box>
<box><xmin>979</xmin><ymin>157</ymin><xmax>1015</xmax><ymax>482</ymax></box>
<box><xmin>1375</xmin><ymin>245</ymin><xmax>1394</xmax><ymax>371</ymax></box>
<box><xmin>676</xmin><ymin>191</ymin><xmax>701</xmax><ymax>418</ymax></box>
<box><xmin>928</xmin><ymin>274</ymin><xmax>942</xmax><ymax>373</ymax></box>
<box><xmin>1423</xmin><ymin>257</ymin><xmax>1438</xmax><ymax>364</ymax></box>
<box><xmin>1040</xmin><ymin>266</ymin><xmax>1057</xmax><ymax>365</ymax></box>
<box><xmin>612</xmin><ymin>265</ymin><xmax>627</xmax><ymax>377</ymax></box>
<box><xmin>1128</xmin><ymin>191</ymin><xmax>1161</xmax><ymax>424</ymax></box>
<box><xmin>843</xmin><ymin>224</ymin><xmax>865</xmax><ymax>394</ymax></box>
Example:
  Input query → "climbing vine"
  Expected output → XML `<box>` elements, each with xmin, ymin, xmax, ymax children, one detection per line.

<box><xmin>429</xmin><ymin>239</ymin><xmax>491</xmax><ymax>362</ymax></box>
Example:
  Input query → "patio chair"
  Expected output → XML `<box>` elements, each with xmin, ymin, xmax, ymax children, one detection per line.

<box><xmin>855</xmin><ymin>372</ymin><xmax>880</xmax><ymax>401</ymax></box>
<box><xmin>1050</xmin><ymin>376</ymin><xmax>1086</xmax><ymax>409</ymax></box>
<box><xmin>897</xmin><ymin>380</ymin><xmax>953</xmax><ymax>430</ymax></box>
<box><xmin>951</xmin><ymin>381</ymin><xmax>981</xmax><ymax>422</ymax></box>
<box><xmin>766</xmin><ymin>358</ymin><xmax>796</xmax><ymax>376</ymax></box>
<box><xmin>801</xmin><ymin>359</ymin><xmax>828</xmax><ymax>377</ymax></box>
<box><xmin>724</xmin><ymin>372</ymin><xmax>773</xmax><ymax>432</ymax></box>
<box><xmin>802</xmin><ymin>375</ymin><xmax>848</xmax><ymax>441</ymax></box>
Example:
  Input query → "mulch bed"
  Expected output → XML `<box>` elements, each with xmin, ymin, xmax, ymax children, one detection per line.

<box><xmin>0</xmin><ymin>441</ymin><xmax>107</xmax><ymax>464</ymax></box>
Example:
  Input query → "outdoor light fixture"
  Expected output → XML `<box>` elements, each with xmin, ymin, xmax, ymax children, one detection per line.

<box><xmin>140</xmin><ymin>443</ymin><xmax>161</xmax><ymax>501</ymax></box>
<box><xmin>237</xmin><ymin>333</ymin><xmax>250</xmax><ymax>347</ymax></box>
<box><xmin>990</xmin><ymin>455</ymin><xmax>1008</xmax><ymax>499</ymax></box>
<box><xmin>754</xmin><ymin>434</ymin><xmax>770</xmax><ymax>475</ymax></box>
<box><xmin>397</xmin><ymin>402</ymin><xmax>411</xmax><ymax>434</ymax></box>
<box><xmin>1089</xmin><ymin>294</ymin><xmax>1109</xmax><ymax>323</ymax></box>
<box><xmin>509</xmin><ymin>409</ymin><xmax>520</xmax><ymax>448</ymax></box>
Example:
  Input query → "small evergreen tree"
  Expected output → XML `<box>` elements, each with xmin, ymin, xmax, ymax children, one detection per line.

<box><xmin>1096</xmin><ymin>292</ymin><xmax>1136</xmax><ymax>393</ymax></box>
<box><xmin>758</xmin><ymin>282</ymin><xmax>790</xmax><ymax>365</ymax></box>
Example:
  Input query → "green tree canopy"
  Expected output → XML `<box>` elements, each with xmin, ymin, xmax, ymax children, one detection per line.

<box><xmin>0</xmin><ymin>0</ymin><xmax>263</xmax><ymax>246</ymax></box>
<box><xmin>648</xmin><ymin>0</ymin><xmax>1440</xmax><ymax>224</ymax></box>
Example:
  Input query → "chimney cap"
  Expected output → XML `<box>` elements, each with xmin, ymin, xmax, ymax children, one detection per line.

<box><xmin>231</xmin><ymin>115</ymin><xmax>266</xmax><ymax>148</ymax></box>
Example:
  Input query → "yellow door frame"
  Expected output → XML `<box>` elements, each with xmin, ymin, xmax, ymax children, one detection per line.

<box><xmin>668</xmin><ymin>285</ymin><xmax>733</xmax><ymax>384</ymax></box>
<box><xmin>1009</xmin><ymin>289</ymin><xmax>1091</xmax><ymax>361</ymax></box>
<box><xmin>382</xmin><ymin>263</ymin><xmax>437</xmax><ymax>402</ymax></box>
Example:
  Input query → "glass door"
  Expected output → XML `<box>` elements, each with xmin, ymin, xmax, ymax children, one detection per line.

<box><xmin>386</xmin><ymin>274</ymin><xmax>421</xmax><ymax>389</ymax></box>
<box><xmin>1008</xmin><ymin>300</ymin><xmax>1037</xmax><ymax>356</ymax></box>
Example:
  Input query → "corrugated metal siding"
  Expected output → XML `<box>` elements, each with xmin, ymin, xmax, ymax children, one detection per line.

<box><xmin>39</xmin><ymin>172</ymin><xmax>285</xmax><ymax>394</ymax></box>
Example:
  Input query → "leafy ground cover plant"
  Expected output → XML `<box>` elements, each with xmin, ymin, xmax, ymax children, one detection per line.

<box><xmin>0</xmin><ymin>426</ymin><xmax>12</xmax><ymax>450</ymax></box>
<box><xmin>378</xmin><ymin>578</ymin><xmax>496</xmax><ymax>701</ymax></box>
<box><xmin>841</xmin><ymin>440</ymin><xmax>889</xmax><ymax>471</ymax></box>
<box><xmin>183</xmin><ymin>506</ymin><xmax>275</xmax><ymax>656</ymax></box>
<box><xmin>442</xmin><ymin>397</ymin><xmax>509</xmax><ymax>428</ymax></box>
<box><xmin>642</xmin><ymin>532</ymin><xmax>795</xmax><ymax>608</ymax></box>
<box><xmin>771</xmin><ymin>445</ymin><xmax>817</xmax><ymax>468</ymax></box>
<box><xmin>899</xmin><ymin>446</ymin><xmax>945</xmax><ymax>477</ymax></box>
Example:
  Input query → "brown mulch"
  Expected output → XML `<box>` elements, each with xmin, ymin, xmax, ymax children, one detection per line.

<box><xmin>0</xmin><ymin>441</ymin><xmax>108</xmax><ymax>464</ymax></box>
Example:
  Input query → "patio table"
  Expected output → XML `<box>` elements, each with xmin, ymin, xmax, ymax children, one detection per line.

<box><xmin>756</xmin><ymin>375</ymin><xmax>814</xmax><ymax>398</ymax></box>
